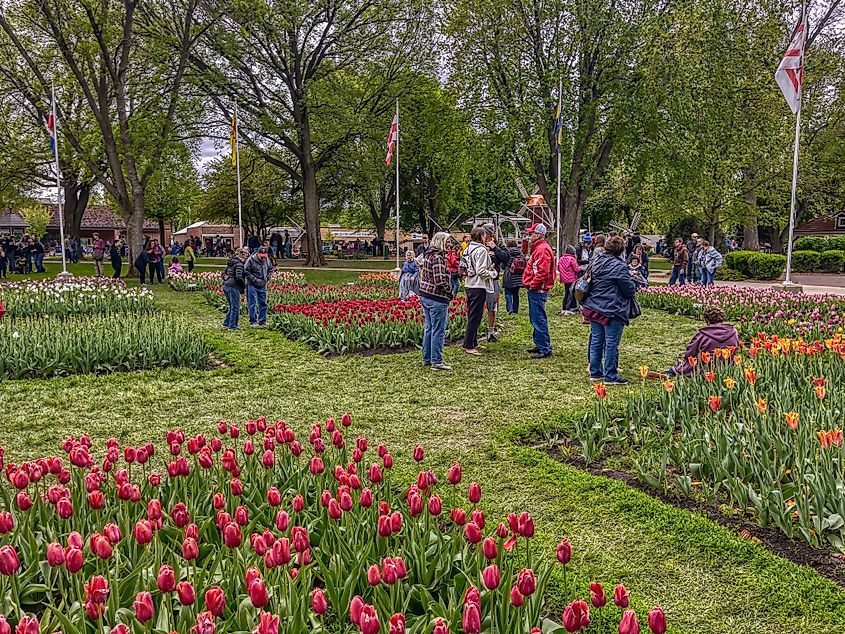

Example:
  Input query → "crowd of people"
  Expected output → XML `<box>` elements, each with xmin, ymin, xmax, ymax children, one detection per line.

<box><xmin>667</xmin><ymin>233</ymin><xmax>724</xmax><ymax>286</ymax></box>
<box><xmin>0</xmin><ymin>233</ymin><xmax>48</xmax><ymax>277</ymax></box>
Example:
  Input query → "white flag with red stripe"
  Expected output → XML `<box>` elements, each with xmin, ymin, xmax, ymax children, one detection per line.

<box><xmin>775</xmin><ymin>21</ymin><xmax>805</xmax><ymax>115</ymax></box>
<box><xmin>385</xmin><ymin>112</ymin><xmax>398</xmax><ymax>166</ymax></box>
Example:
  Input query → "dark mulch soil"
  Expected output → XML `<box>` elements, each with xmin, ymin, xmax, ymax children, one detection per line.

<box><xmin>538</xmin><ymin>441</ymin><xmax>845</xmax><ymax>588</ymax></box>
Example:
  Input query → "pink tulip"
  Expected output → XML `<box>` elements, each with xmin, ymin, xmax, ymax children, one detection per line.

<box><xmin>482</xmin><ymin>564</ymin><xmax>500</xmax><ymax>590</ymax></box>
<box><xmin>0</xmin><ymin>546</ymin><xmax>18</xmax><ymax>576</ymax></box>
<box><xmin>177</xmin><ymin>581</ymin><xmax>196</xmax><ymax>605</ymax></box>
<box><xmin>311</xmin><ymin>588</ymin><xmax>328</xmax><ymax>614</ymax></box>
<box><xmin>133</xmin><ymin>591</ymin><xmax>154</xmax><ymax>623</ymax></box>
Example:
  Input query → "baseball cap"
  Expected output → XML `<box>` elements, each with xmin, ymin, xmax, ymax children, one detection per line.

<box><xmin>582</xmin><ymin>233</ymin><xmax>592</xmax><ymax>242</ymax></box>
<box><xmin>526</xmin><ymin>223</ymin><xmax>548</xmax><ymax>235</ymax></box>
<box><xmin>482</xmin><ymin>223</ymin><xmax>496</xmax><ymax>234</ymax></box>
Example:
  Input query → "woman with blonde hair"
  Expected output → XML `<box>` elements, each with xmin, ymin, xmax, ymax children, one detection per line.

<box><xmin>419</xmin><ymin>232</ymin><xmax>454</xmax><ymax>370</ymax></box>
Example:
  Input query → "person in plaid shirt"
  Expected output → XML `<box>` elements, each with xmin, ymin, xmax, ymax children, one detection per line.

<box><xmin>418</xmin><ymin>232</ymin><xmax>454</xmax><ymax>371</ymax></box>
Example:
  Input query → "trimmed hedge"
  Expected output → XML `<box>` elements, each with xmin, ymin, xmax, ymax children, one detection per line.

<box><xmin>793</xmin><ymin>235</ymin><xmax>845</xmax><ymax>252</ymax></box>
<box><xmin>790</xmin><ymin>250</ymin><xmax>821</xmax><ymax>273</ymax></box>
<box><xmin>819</xmin><ymin>250</ymin><xmax>845</xmax><ymax>273</ymax></box>
<box><xmin>723</xmin><ymin>250</ymin><xmax>786</xmax><ymax>280</ymax></box>
<box><xmin>715</xmin><ymin>267</ymin><xmax>747</xmax><ymax>281</ymax></box>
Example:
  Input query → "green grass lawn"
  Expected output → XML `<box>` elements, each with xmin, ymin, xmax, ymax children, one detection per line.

<box><xmin>0</xmin><ymin>275</ymin><xmax>843</xmax><ymax>633</ymax></box>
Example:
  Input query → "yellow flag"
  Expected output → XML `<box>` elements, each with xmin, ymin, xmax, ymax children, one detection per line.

<box><xmin>230</xmin><ymin>112</ymin><xmax>238</xmax><ymax>167</ymax></box>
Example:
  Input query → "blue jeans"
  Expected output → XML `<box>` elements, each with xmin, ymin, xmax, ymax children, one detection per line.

<box><xmin>702</xmin><ymin>269</ymin><xmax>715</xmax><ymax>286</ymax></box>
<box><xmin>686</xmin><ymin>258</ymin><xmax>694</xmax><ymax>284</ymax></box>
<box><xmin>589</xmin><ymin>319</ymin><xmax>625</xmax><ymax>382</ymax></box>
<box><xmin>505</xmin><ymin>287</ymin><xmax>520</xmax><ymax>314</ymax></box>
<box><xmin>421</xmin><ymin>296</ymin><xmax>449</xmax><ymax>365</ymax></box>
<box><xmin>527</xmin><ymin>290</ymin><xmax>551</xmax><ymax>355</ymax></box>
<box><xmin>247</xmin><ymin>285</ymin><xmax>268</xmax><ymax>325</ymax></box>
<box><xmin>669</xmin><ymin>265</ymin><xmax>685</xmax><ymax>285</ymax></box>
<box><xmin>34</xmin><ymin>253</ymin><xmax>44</xmax><ymax>272</ymax></box>
<box><xmin>223</xmin><ymin>286</ymin><xmax>242</xmax><ymax>329</ymax></box>
<box><xmin>450</xmin><ymin>275</ymin><xmax>461</xmax><ymax>298</ymax></box>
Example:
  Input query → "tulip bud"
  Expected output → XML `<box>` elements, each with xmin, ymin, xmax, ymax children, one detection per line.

<box><xmin>292</xmin><ymin>526</ymin><xmax>309</xmax><ymax>553</ymax></box>
<box><xmin>47</xmin><ymin>542</ymin><xmax>65</xmax><ymax>566</ymax></box>
<box><xmin>171</xmin><ymin>502</ymin><xmax>189</xmax><ymax>528</ymax></box>
<box><xmin>56</xmin><ymin>498</ymin><xmax>74</xmax><ymax>519</ymax></box>
<box><xmin>367</xmin><ymin>564</ymin><xmax>381</xmax><ymax>586</ymax></box>
<box><xmin>468</xmin><ymin>482</ymin><xmax>481</xmax><ymax>504</ymax></box>
<box><xmin>557</xmin><ymin>538</ymin><xmax>572</xmax><ymax>565</ymax></box>
<box><xmin>349</xmin><ymin>595</ymin><xmax>364</xmax><ymax>625</ymax></box>
<box><xmin>88</xmin><ymin>491</ymin><xmax>105</xmax><ymax>510</ymax></box>
<box><xmin>619</xmin><ymin>609</ymin><xmax>640</xmax><ymax>634</ymax></box>
<box><xmin>267</xmin><ymin>487</ymin><xmax>282</xmax><ymax>507</ymax></box>
<box><xmin>447</xmin><ymin>463</ymin><xmax>462</xmax><ymax>485</ymax></box>
<box><xmin>412</xmin><ymin>444</ymin><xmax>424</xmax><ymax>462</ymax></box>
<box><xmin>133</xmin><ymin>591</ymin><xmax>155</xmax><ymax>623</ymax></box>
<box><xmin>368</xmin><ymin>464</ymin><xmax>383</xmax><ymax>484</ymax></box>
<box><xmin>133</xmin><ymin>519</ymin><xmax>153</xmax><ymax>545</ymax></box>
<box><xmin>110</xmin><ymin>624</ymin><xmax>129</xmax><ymax>634</ymax></box>
<box><xmin>482</xmin><ymin>564</ymin><xmax>500</xmax><ymax>590</ymax></box>
<box><xmin>230</xmin><ymin>478</ymin><xmax>243</xmax><ymax>496</ymax></box>
<box><xmin>517</xmin><ymin>511</ymin><xmax>535</xmax><ymax>538</ymax></box>
<box><xmin>482</xmin><ymin>537</ymin><xmax>497</xmax><ymax>560</ymax></box>
<box><xmin>235</xmin><ymin>505</ymin><xmax>249</xmax><ymax>526</ymax></box>
<box><xmin>360</xmin><ymin>604</ymin><xmax>380</xmax><ymax>634</ymax></box>
<box><xmin>516</xmin><ymin>568</ymin><xmax>536</xmax><ymax>596</ymax></box>
<box><xmin>292</xmin><ymin>494</ymin><xmax>305</xmax><ymax>512</ymax></box>
<box><xmin>147</xmin><ymin>499</ymin><xmax>162</xmax><ymax>521</ymax></box>
<box><xmin>205</xmin><ymin>586</ymin><xmax>226</xmax><ymax>617</ymax></box>
<box><xmin>562</xmin><ymin>599</ymin><xmax>591</xmax><ymax>632</ymax></box>
<box><xmin>248</xmin><ymin>578</ymin><xmax>269</xmax><ymax>608</ymax></box>
<box><xmin>275</xmin><ymin>510</ymin><xmax>289</xmax><ymax>532</ymax></box>
<box><xmin>409</xmin><ymin>494</ymin><xmax>423</xmax><ymax>517</ymax></box>
<box><xmin>92</xmin><ymin>535</ymin><xmax>112</xmax><ymax>560</ymax></box>
<box><xmin>590</xmin><ymin>581</ymin><xmax>607</xmax><ymax>608</ymax></box>
<box><xmin>388</xmin><ymin>613</ymin><xmax>405</xmax><ymax>634</ymax></box>
<box><xmin>648</xmin><ymin>606</ymin><xmax>667</xmax><ymax>634</ymax></box>
<box><xmin>103</xmin><ymin>523</ymin><xmax>122</xmax><ymax>544</ymax></box>
<box><xmin>310</xmin><ymin>456</ymin><xmax>324</xmax><ymax>475</ymax></box>
<box><xmin>311</xmin><ymin>588</ymin><xmax>328</xmax><ymax>614</ymax></box>
<box><xmin>464</xmin><ymin>522</ymin><xmax>482</xmax><ymax>544</ymax></box>
<box><xmin>223</xmin><ymin>522</ymin><xmax>242</xmax><ymax>548</ymax></box>
<box><xmin>157</xmin><ymin>565</ymin><xmax>176</xmax><ymax>593</ymax></box>
<box><xmin>272</xmin><ymin>538</ymin><xmax>291</xmax><ymax>565</ymax></box>
<box><xmin>614</xmin><ymin>583</ymin><xmax>630</xmax><ymax>608</ymax></box>
<box><xmin>510</xmin><ymin>585</ymin><xmax>524</xmax><ymax>607</ymax></box>
<box><xmin>360</xmin><ymin>488</ymin><xmax>373</xmax><ymax>508</ymax></box>
<box><xmin>433</xmin><ymin>618</ymin><xmax>449</xmax><ymax>634</ymax></box>
<box><xmin>0</xmin><ymin>546</ymin><xmax>18</xmax><ymax>577</ymax></box>
<box><xmin>15</xmin><ymin>492</ymin><xmax>32</xmax><ymax>512</ymax></box>
<box><xmin>14</xmin><ymin>616</ymin><xmax>38</xmax><ymax>634</ymax></box>
<box><xmin>177</xmin><ymin>581</ymin><xmax>195</xmax><ymax>606</ymax></box>
<box><xmin>213</xmin><ymin>492</ymin><xmax>225</xmax><ymax>509</ymax></box>
<box><xmin>450</xmin><ymin>507</ymin><xmax>467</xmax><ymax>526</ymax></box>
<box><xmin>390</xmin><ymin>511</ymin><xmax>402</xmax><ymax>533</ymax></box>
<box><xmin>470</xmin><ymin>508</ymin><xmax>485</xmax><ymax>529</ymax></box>
<box><xmin>64</xmin><ymin>546</ymin><xmax>83</xmax><ymax>573</ymax></box>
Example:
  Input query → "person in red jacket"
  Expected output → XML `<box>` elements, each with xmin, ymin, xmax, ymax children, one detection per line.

<box><xmin>522</xmin><ymin>223</ymin><xmax>555</xmax><ymax>359</ymax></box>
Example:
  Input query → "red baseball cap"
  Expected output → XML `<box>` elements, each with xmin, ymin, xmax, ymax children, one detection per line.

<box><xmin>526</xmin><ymin>223</ymin><xmax>548</xmax><ymax>235</ymax></box>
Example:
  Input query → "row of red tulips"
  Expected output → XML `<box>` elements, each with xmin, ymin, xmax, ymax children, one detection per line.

<box><xmin>0</xmin><ymin>414</ymin><xmax>668</xmax><ymax>633</ymax></box>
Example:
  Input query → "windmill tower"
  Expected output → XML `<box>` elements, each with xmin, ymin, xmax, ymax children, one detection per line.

<box><xmin>516</xmin><ymin>178</ymin><xmax>555</xmax><ymax>236</ymax></box>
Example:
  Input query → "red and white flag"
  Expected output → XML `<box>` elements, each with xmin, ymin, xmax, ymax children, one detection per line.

<box><xmin>775</xmin><ymin>20</ymin><xmax>805</xmax><ymax>115</ymax></box>
<box><xmin>385</xmin><ymin>112</ymin><xmax>398</xmax><ymax>166</ymax></box>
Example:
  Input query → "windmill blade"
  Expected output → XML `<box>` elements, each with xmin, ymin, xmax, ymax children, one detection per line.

<box><xmin>630</xmin><ymin>212</ymin><xmax>641</xmax><ymax>232</ymax></box>
<box><xmin>609</xmin><ymin>220</ymin><xmax>628</xmax><ymax>232</ymax></box>
<box><xmin>515</xmin><ymin>178</ymin><xmax>529</xmax><ymax>199</ymax></box>
<box><xmin>532</xmin><ymin>184</ymin><xmax>540</xmax><ymax>195</ymax></box>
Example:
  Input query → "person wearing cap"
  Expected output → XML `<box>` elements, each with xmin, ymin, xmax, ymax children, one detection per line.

<box><xmin>482</xmin><ymin>223</ymin><xmax>509</xmax><ymax>342</ymax></box>
<box><xmin>576</xmin><ymin>234</ymin><xmax>592</xmax><ymax>273</ymax></box>
<box><xmin>522</xmin><ymin>223</ymin><xmax>555</xmax><ymax>359</ymax></box>
<box><xmin>462</xmin><ymin>226</ymin><xmax>497</xmax><ymax>356</ymax></box>
<box><xmin>686</xmin><ymin>233</ymin><xmax>699</xmax><ymax>283</ymax></box>
<box><xmin>244</xmin><ymin>246</ymin><xmax>273</xmax><ymax>327</ymax></box>
<box><xmin>222</xmin><ymin>248</ymin><xmax>249</xmax><ymax>330</ymax></box>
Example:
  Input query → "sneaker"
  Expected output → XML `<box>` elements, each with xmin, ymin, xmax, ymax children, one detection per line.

<box><xmin>527</xmin><ymin>347</ymin><xmax>539</xmax><ymax>354</ymax></box>
<box><xmin>229</xmin><ymin>327</ymin><xmax>242</xmax><ymax>331</ymax></box>
<box><xmin>249</xmin><ymin>323</ymin><xmax>259</xmax><ymax>328</ymax></box>
<box><xmin>589</xmin><ymin>376</ymin><xmax>603</xmax><ymax>382</ymax></box>
<box><xmin>605</xmin><ymin>378</ymin><xmax>629</xmax><ymax>385</ymax></box>
<box><xmin>487</xmin><ymin>333</ymin><xmax>499</xmax><ymax>343</ymax></box>
<box><xmin>423</xmin><ymin>361</ymin><xmax>431</xmax><ymax>367</ymax></box>
<box><xmin>432</xmin><ymin>363</ymin><xmax>452</xmax><ymax>371</ymax></box>
<box><xmin>530</xmin><ymin>351</ymin><xmax>552</xmax><ymax>359</ymax></box>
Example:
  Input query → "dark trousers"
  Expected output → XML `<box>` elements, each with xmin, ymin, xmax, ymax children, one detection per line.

<box><xmin>562</xmin><ymin>282</ymin><xmax>576</xmax><ymax>310</ymax></box>
<box><xmin>138</xmin><ymin>266</ymin><xmax>146</xmax><ymax>284</ymax></box>
<box><xmin>463</xmin><ymin>287</ymin><xmax>487</xmax><ymax>349</ymax></box>
<box><xmin>187</xmin><ymin>260</ymin><xmax>195</xmax><ymax>272</ymax></box>
<box><xmin>111</xmin><ymin>259</ymin><xmax>122</xmax><ymax>278</ymax></box>
<box><xmin>504</xmin><ymin>287</ymin><xmax>520</xmax><ymax>314</ymax></box>
<box><xmin>0</xmin><ymin>258</ymin><xmax>6</xmax><ymax>277</ymax></box>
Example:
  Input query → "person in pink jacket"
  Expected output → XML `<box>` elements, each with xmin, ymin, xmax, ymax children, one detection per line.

<box><xmin>557</xmin><ymin>246</ymin><xmax>580</xmax><ymax>314</ymax></box>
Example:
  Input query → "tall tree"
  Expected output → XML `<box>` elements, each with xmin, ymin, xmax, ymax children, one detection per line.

<box><xmin>192</xmin><ymin>0</ymin><xmax>431</xmax><ymax>266</ymax></box>
<box><xmin>0</xmin><ymin>0</ymin><xmax>202</xmax><ymax>266</ymax></box>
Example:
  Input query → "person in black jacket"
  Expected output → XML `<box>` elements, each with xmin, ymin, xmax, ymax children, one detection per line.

<box><xmin>244</xmin><ymin>247</ymin><xmax>273</xmax><ymax>327</ymax></box>
<box><xmin>502</xmin><ymin>240</ymin><xmax>524</xmax><ymax>314</ymax></box>
<box><xmin>133</xmin><ymin>248</ymin><xmax>150</xmax><ymax>285</ymax></box>
<box><xmin>222</xmin><ymin>248</ymin><xmax>249</xmax><ymax>330</ymax></box>
<box><xmin>109</xmin><ymin>240</ymin><xmax>123</xmax><ymax>278</ymax></box>
<box><xmin>482</xmin><ymin>223</ymin><xmax>509</xmax><ymax>342</ymax></box>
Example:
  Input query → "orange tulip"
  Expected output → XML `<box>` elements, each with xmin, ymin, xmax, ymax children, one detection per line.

<box><xmin>832</xmin><ymin>428</ymin><xmax>843</xmax><ymax>447</ymax></box>
<box><xmin>818</xmin><ymin>430</ymin><xmax>832</xmax><ymax>448</ymax></box>
<box><xmin>815</xmin><ymin>385</ymin><xmax>826</xmax><ymax>400</ymax></box>
<box><xmin>704</xmin><ymin>371</ymin><xmax>715</xmax><ymax>383</ymax></box>
<box><xmin>700</xmin><ymin>351</ymin><xmax>711</xmax><ymax>364</ymax></box>
<box><xmin>724</xmin><ymin>377</ymin><xmax>736</xmax><ymax>390</ymax></box>
<box><xmin>755</xmin><ymin>398</ymin><xmax>767</xmax><ymax>413</ymax></box>
<box><xmin>744</xmin><ymin>368</ymin><xmax>757</xmax><ymax>385</ymax></box>
<box><xmin>593</xmin><ymin>383</ymin><xmax>607</xmax><ymax>399</ymax></box>
<box><xmin>663</xmin><ymin>380</ymin><xmax>674</xmax><ymax>393</ymax></box>
<box><xmin>639</xmin><ymin>366</ymin><xmax>649</xmax><ymax>378</ymax></box>
<box><xmin>784</xmin><ymin>412</ymin><xmax>799</xmax><ymax>431</ymax></box>
<box><xmin>708</xmin><ymin>396</ymin><xmax>721</xmax><ymax>412</ymax></box>
<box><xmin>687</xmin><ymin>356</ymin><xmax>697</xmax><ymax>368</ymax></box>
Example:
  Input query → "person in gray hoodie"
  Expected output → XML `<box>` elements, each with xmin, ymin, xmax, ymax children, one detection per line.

<box><xmin>244</xmin><ymin>246</ymin><xmax>273</xmax><ymax>326</ymax></box>
<box><xmin>462</xmin><ymin>226</ymin><xmax>497</xmax><ymax>356</ymax></box>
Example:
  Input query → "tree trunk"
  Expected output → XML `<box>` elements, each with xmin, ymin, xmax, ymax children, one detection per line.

<box><xmin>158</xmin><ymin>217</ymin><xmax>166</xmax><ymax>246</ymax></box>
<box><xmin>62</xmin><ymin>180</ymin><xmax>90</xmax><ymax>242</ymax></box>
<box><xmin>742</xmin><ymin>167</ymin><xmax>760</xmax><ymax>251</ymax></box>
<box><xmin>125</xmin><ymin>193</ymin><xmax>146</xmax><ymax>276</ymax></box>
<box><xmin>708</xmin><ymin>207</ymin><xmax>717</xmax><ymax>245</ymax></box>
<box><xmin>302</xmin><ymin>160</ymin><xmax>323</xmax><ymax>266</ymax></box>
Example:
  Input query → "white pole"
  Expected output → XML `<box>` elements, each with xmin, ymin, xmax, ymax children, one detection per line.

<box><xmin>555</xmin><ymin>77</ymin><xmax>563</xmax><ymax>260</ymax></box>
<box><xmin>784</xmin><ymin>3</ymin><xmax>806</xmax><ymax>287</ymax></box>
<box><xmin>394</xmin><ymin>99</ymin><xmax>400</xmax><ymax>271</ymax></box>
<box><xmin>235</xmin><ymin>104</ymin><xmax>243</xmax><ymax>249</ymax></box>
<box><xmin>52</xmin><ymin>82</ymin><xmax>69</xmax><ymax>276</ymax></box>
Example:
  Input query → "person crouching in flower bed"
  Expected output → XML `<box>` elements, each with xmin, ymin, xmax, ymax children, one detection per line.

<box><xmin>168</xmin><ymin>257</ymin><xmax>183</xmax><ymax>276</ymax></box>
<box><xmin>222</xmin><ymin>248</ymin><xmax>249</xmax><ymax>331</ymax></box>
<box><xmin>667</xmin><ymin>306</ymin><xmax>739</xmax><ymax>376</ymax></box>
<box><xmin>399</xmin><ymin>250</ymin><xmax>420</xmax><ymax>300</ymax></box>
<box><xmin>419</xmin><ymin>232</ymin><xmax>454</xmax><ymax>371</ymax></box>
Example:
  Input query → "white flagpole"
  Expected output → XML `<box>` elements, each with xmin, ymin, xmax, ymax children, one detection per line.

<box><xmin>394</xmin><ymin>99</ymin><xmax>400</xmax><ymax>271</ymax></box>
<box><xmin>555</xmin><ymin>77</ymin><xmax>563</xmax><ymax>260</ymax></box>
<box><xmin>784</xmin><ymin>3</ymin><xmax>806</xmax><ymax>287</ymax></box>
<box><xmin>52</xmin><ymin>82</ymin><xmax>69</xmax><ymax>277</ymax></box>
<box><xmin>235</xmin><ymin>104</ymin><xmax>243</xmax><ymax>249</ymax></box>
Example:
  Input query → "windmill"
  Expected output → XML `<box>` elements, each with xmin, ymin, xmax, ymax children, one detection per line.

<box><xmin>609</xmin><ymin>211</ymin><xmax>641</xmax><ymax>235</ymax></box>
<box><xmin>515</xmin><ymin>178</ymin><xmax>555</xmax><ymax>231</ymax></box>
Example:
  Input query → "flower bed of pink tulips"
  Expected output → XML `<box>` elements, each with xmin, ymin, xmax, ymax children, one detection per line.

<box><xmin>0</xmin><ymin>415</ymin><xmax>668</xmax><ymax>634</ymax></box>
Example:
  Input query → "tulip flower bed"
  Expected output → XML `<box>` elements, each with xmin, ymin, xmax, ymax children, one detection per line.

<box><xmin>271</xmin><ymin>297</ymin><xmax>471</xmax><ymax>355</ymax></box>
<box><xmin>638</xmin><ymin>285</ymin><xmax>845</xmax><ymax>340</ymax></box>
<box><xmin>0</xmin><ymin>278</ymin><xmax>153</xmax><ymax>319</ymax></box>
<box><xmin>0</xmin><ymin>314</ymin><xmax>211</xmax><ymax>380</ymax></box>
<box><xmin>169</xmin><ymin>271</ymin><xmax>306</xmax><ymax>292</ymax></box>
<box><xmin>0</xmin><ymin>413</ymin><xmax>668</xmax><ymax>634</ymax></box>
<box><xmin>581</xmin><ymin>334</ymin><xmax>845</xmax><ymax>551</ymax></box>
<box><xmin>202</xmin><ymin>282</ymin><xmax>397</xmax><ymax>314</ymax></box>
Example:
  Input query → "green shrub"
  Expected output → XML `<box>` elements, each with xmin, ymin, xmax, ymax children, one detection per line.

<box><xmin>715</xmin><ymin>267</ymin><xmax>746</xmax><ymax>281</ymax></box>
<box><xmin>790</xmin><ymin>250</ymin><xmax>821</xmax><ymax>273</ymax></box>
<box><xmin>724</xmin><ymin>251</ymin><xmax>785</xmax><ymax>280</ymax></box>
<box><xmin>793</xmin><ymin>236</ymin><xmax>827</xmax><ymax>252</ymax></box>
<box><xmin>825</xmin><ymin>236</ymin><xmax>845</xmax><ymax>252</ymax></box>
<box><xmin>818</xmin><ymin>250</ymin><xmax>845</xmax><ymax>273</ymax></box>
<box><xmin>723</xmin><ymin>250</ymin><xmax>756</xmax><ymax>276</ymax></box>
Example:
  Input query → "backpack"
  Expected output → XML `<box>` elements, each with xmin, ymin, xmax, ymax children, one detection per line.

<box><xmin>458</xmin><ymin>246</ymin><xmax>477</xmax><ymax>278</ymax></box>
<box><xmin>508</xmin><ymin>254</ymin><xmax>526</xmax><ymax>276</ymax></box>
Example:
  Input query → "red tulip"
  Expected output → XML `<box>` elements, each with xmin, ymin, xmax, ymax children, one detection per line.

<box><xmin>267</xmin><ymin>487</ymin><xmax>282</xmax><ymax>507</ymax></box>
<box><xmin>147</xmin><ymin>499</ymin><xmax>162</xmax><ymax>521</ymax></box>
<box><xmin>56</xmin><ymin>497</ymin><xmax>74</xmax><ymax>519</ymax></box>
<box><xmin>367</xmin><ymin>564</ymin><xmax>381</xmax><ymax>586</ymax></box>
<box><xmin>327</xmin><ymin>498</ymin><xmax>342</xmax><ymax>520</ymax></box>
<box><xmin>14</xmin><ymin>616</ymin><xmax>38</xmax><ymax>634</ymax></box>
<box><xmin>133</xmin><ymin>519</ymin><xmax>153</xmax><ymax>545</ymax></box>
<box><xmin>205</xmin><ymin>586</ymin><xmax>226</xmax><ymax>617</ymax></box>
<box><xmin>311</xmin><ymin>588</ymin><xmax>328</xmax><ymax>614</ymax></box>
<box><xmin>368</xmin><ymin>463</ymin><xmax>383</xmax><ymax>484</ymax></box>
<box><xmin>433</xmin><ymin>618</ymin><xmax>449</xmax><ymax>634</ymax></box>
<box><xmin>482</xmin><ymin>564</ymin><xmax>500</xmax><ymax>590</ymax></box>
<box><xmin>482</xmin><ymin>537</ymin><xmax>497</xmax><ymax>560</ymax></box>
<box><xmin>85</xmin><ymin>574</ymin><xmax>109</xmax><ymax>604</ymax></box>
<box><xmin>15</xmin><ymin>492</ymin><xmax>32</xmax><ymax>512</ymax></box>
<box><xmin>468</xmin><ymin>482</ymin><xmax>481</xmax><ymax>504</ymax></box>
<box><xmin>47</xmin><ymin>542</ymin><xmax>65</xmax><ymax>566</ymax></box>
<box><xmin>557</xmin><ymin>538</ymin><xmax>572</xmax><ymax>564</ymax></box>
<box><xmin>64</xmin><ymin>546</ymin><xmax>83</xmax><ymax>573</ymax></box>
<box><xmin>464</xmin><ymin>522</ymin><xmax>482</xmax><ymax>544</ymax></box>
<box><xmin>248</xmin><ymin>578</ymin><xmax>268</xmax><ymax>608</ymax></box>
<box><xmin>462</xmin><ymin>601</ymin><xmax>481</xmax><ymax>634</ymax></box>
<box><xmin>183</xmin><ymin>537</ymin><xmax>199</xmax><ymax>560</ymax></box>
<box><xmin>92</xmin><ymin>535</ymin><xmax>112</xmax><ymax>559</ymax></box>
<box><xmin>408</xmin><ymin>494</ymin><xmax>423</xmax><ymax>517</ymax></box>
<box><xmin>110</xmin><ymin>625</ymin><xmax>129</xmax><ymax>634</ymax></box>
<box><xmin>292</xmin><ymin>494</ymin><xmax>305</xmax><ymax>512</ymax></box>
<box><xmin>619</xmin><ymin>609</ymin><xmax>640</xmax><ymax>634</ymax></box>
<box><xmin>230</xmin><ymin>478</ymin><xmax>243</xmax><ymax>496</ymax></box>
<box><xmin>157</xmin><ymin>565</ymin><xmax>176</xmax><ymax>593</ymax></box>
<box><xmin>510</xmin><ymin>586</ymin><xmax>525</xmax><ymax>607</ymax></box>
<box><xmin>382</xmin><ymin>453</ymin><xmax>393</xmax><ymax>469</ymax></box>
<box><xmin>516</xmin><ymin>568</ymin><xmax>536</xmax><ymax>596</ymax></box>
<box><xmin>272</xmin><ymin>538</ymin><xmax>291</xmax><ymax>565</ymax></box>
<box><xmin>388</xmin><ymin>613</ymin><xmax>405</xmax><ymax>634</ymax></box>
<box><xmin>292</xmin><ymin>526</ymin><xmax>309</xmax><ymax>552</ymax></box>
<box><xmin>254</xmin><ymin>611</ymin><xmax>279</xmax><ymax>634</ymax></box>
<box><xmin>0</xmin><ymin>546</ymin><xmax>18</xmax><ymax>576</ymax></box>
<box><xmin>349</xmin><ymin>595</ymin><xmax>364</xmax><ymax>625</ymax></box>
<box><xmin>464</xmin><ymin>586</ymin><xmax>481</xmax><ymax>607</ymax></box>
<box><xmin>517</xmin><ymin>511</ymin><xmax>534</xmax><ymax>538</ymax></box>
<box><xmin>172</xmin><ymin>502</ymin><xmax>189</xmax><ymax>527</ymax></box>
<box><xmin>177</xmin><ymin>581</ymin><xmax>196</xmax><ymax>605</ymax></box>
<box><xmin>103</xmin><ymin>523</ymin><xmax>122</xmax><ymax>543</ymax></box>
<box><xmin>235</xmin><ymin>505</ymin><xmax>249</xmax><ymax>526</ymax></box>
<box><xmin>590</xmin><ymin>582</ymin><xmax>607</xmax><ymax>608</ymax></box>
<box><xmin>359</xmin><ymin>604</ymin><xmax>380</xmax><ymax>634</ymax></box>
<box><xmin>614</xmin><ymin>584</ymin><xmax>630</xmax><ymax>608</ymax></box>
<box><xmin>133</xmin><ymin>591</ymin><xmax>154</xmax><ymax>623</ymax></box>
<box><xmin>309</xmin><ymin>456</ymin><xmax>324</xmax><ymax>474</ymax></box>
<box><xmin>648</xmin><ymin>606</ymin><xmax>667</xmax><ymax>634</ymax></box>
<box><xmin>212</xmin><ymin>492</ymin><xmax>225</xmax><ymax>509</ymax></box>
<box><xmin>447</xmin><ymin>462</ymin><xmax>462</xmax><ymax>485</ymax></box>
<box><xmin>562</xmin><ymin>599</ymin><xmax>590</xmax><ymax>632</ymax></box>
<box><xmin>450</xmin><ymin>508</ymin><xmax>466</xmax><ymax>526</ymax></box>
<box><xmin>342</xmin><ymin>412</ymin><xmax>352</xmax><ymax>427</ymax></box>
<box><xmin>223</xmin><ymin>522</ymin><xmax>242</xmax><ymax>548</ymax></box>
